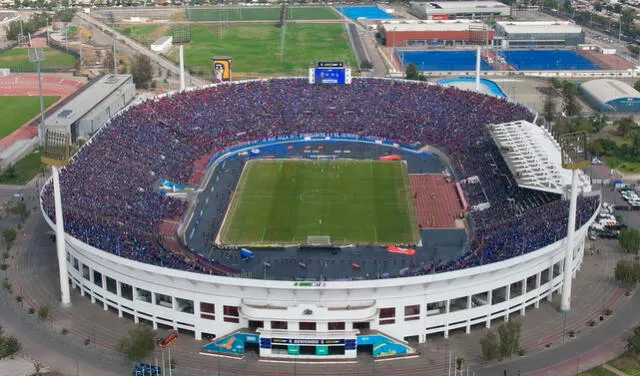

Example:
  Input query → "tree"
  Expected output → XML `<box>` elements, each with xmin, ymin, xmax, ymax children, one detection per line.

<box><xmin>497</xmin><ymin>321</ymin><xmax>521</xmax><ymax>359</ymax></box>
<box><xmin>37</xmin><ymin>306</ymin><xmax>49</xmax><ymax>321</ymax></box>
<box><xmin>118</xmin><ymin>323</ymin><xmax>156</xmax><ymax>361</ymax></box>
<box><xmin>615</xmin><ymin>117</ymin><xmax>635</xmax><ymax>137</ymax></box>
<box><xmin>589</xmin><ymin>112</ymin><xmax>607</xmax><ymax>133</ymax></box>
<box><xmin>131</xmin><ymin>54</ymin><xmax>153</xmax><ymax>89</ymax></box>
<box><xmin>631</xmin><ymin>132</ymin><xmax>640</xmax><ymax>161</ymax></box>
<box><xmin>634</xmin><ymin>80</ymin><xmax>640</xmax><ymax>93</ymax></box>
<box><xmin>620</xmin><ymin>228</ymin><xmax>640</xmax><ymax>255</ymax></box>
<box><xmin>629</xmin><ymin>44</ymin><xmax>640</xmax><ymax>57</ymax></box>
<box><xmin>543</xmin><ymin>94</ymin><xmax>555</xmax><ymax>122</ymax></box>
<box><xmin>0</xmin><ymin>336</ymin><xmax>21</xmax><ymax>358</ymax></box>
<box><xmin>627</xmin><ymin>325</ymin><xmax>640</xmax><ymax>354</ymax></box>
<box><xmin>1</xmin><ymin>228</ymin><xmax>16</xmax><ymax>250</ymax></box>
<box><xmin>594</xmin><ymin>2</ymin><xmax>603</xmax><ymax>12</ymax></box>
<box><xmin>55</xmin><ymin>9</ymin><xmax>76</xmax><ymax>22</ymax></box>
<box><xmin>480</xmin><ymin>330</ymin><xmax>499</xmax><ymax>361</ymax></box>
<box><xmin>405</xmin><ymin>63</ymin><xmax>420</xmax><ymax>81</ymax></box>
<box><xmin>104</xmin><ymin>51</ymin><xmax>115</xmax><ymax>74</ymax></box>
<box><xmin>360</xmin><ymin>60</ymin><xmax>373</xmax><ymax>71</ymax></box>
<box><xmin>614</xmin><ymin>260</ymin><xmax>640</xmax><ymax>287</ymax></box>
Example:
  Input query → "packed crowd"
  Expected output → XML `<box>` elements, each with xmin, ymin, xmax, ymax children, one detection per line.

<box><xmin>41</xmin><ymin>78</ymin><xmax>599</xmax><ymax>278</ymax></box>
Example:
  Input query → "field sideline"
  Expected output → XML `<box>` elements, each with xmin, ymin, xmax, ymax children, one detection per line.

<box><xmin>186</xmin><ymin>6</ymin><xmax>341</xmax><ymax>21</ymax></box>
<box><xmin>218</xmin><ymin>159</ymin><xmax>419</xmax><ymax>246</ymax></box>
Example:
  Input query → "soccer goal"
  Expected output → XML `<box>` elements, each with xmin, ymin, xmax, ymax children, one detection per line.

<box><xmin>307</xmin><ymin>236</ymin><xmax>332</xmax><ymax>247</ymax></box>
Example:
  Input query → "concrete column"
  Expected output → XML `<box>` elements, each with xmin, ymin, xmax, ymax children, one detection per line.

<box><xmin>546</xmin><ymin>267</ymin><xmax>553</xmax><ymax>302</ymax></box>
<box><xmin>444</xmin><ymin>300</ymin><xmax>451</xmax><ymax>338</ymax></box>
<box><xmin>504</xmin><ymin>287</ymin><xmax>511</xmax><ymax>321</ymax></box>
<box><xmin>535</xmin><ymin>272</ymin><xmax>542</xmax><ymax>309</ymax></box>
<box><xmin>52</xmin><ymin>166</ymin><xmax>71</xmax><ymax>307</ymax></box>
<box><xmin>561</xmin><ymin>169</ymin><xmax>579</xmax><ymax>312</ymax></box>
<box><xmin>520</xmin><ymin>279</ymin><xmax>527</xmax><ymax>316</ymax></box>
<box><xmin>102</xmin><ymin>274</ymin><xmax>108</xmax><ymax>310</ymax></box>
<box><xmin>486</xmin><ymin>290</ymin><xmax>493</xmax><ymax>328</ymax></box>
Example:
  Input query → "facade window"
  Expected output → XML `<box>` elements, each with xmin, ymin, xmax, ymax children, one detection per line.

<box><xmin>136</xmin><ymin>288</ymin><xmax>151</xmax><ymax>303</ymax></box>
<box><xmin>73</xmin><ymin>257</ymin><xmax>79</xmax><ymax>271</ymax></box>
<box><xmin>299</xmin><ymin>322</ymin><xmax>316</xmax><ymax>331</ymax></box>
<box><xmin>155</xmin><ymin>293</ymin><xmax>173</xmax><ymax>308</ymax></box>
<box><xmin>379</xmin><ymin>307</ymin><xmax>396</xmax><ymax>325</ymax></box>
<box><xmin>271</xmin><ymin>321</ymin><xmax>288</xmax><ymax>330</ymax></box>
<box><xmin>82</xmin><ymin>264</ymin><xmax>90</xmax><ymax>280</ymax></box>
<box><xmin>200</xmin><ymin>302</ymin><xmax>215</xmax><ymax>320</ymax></box>
<box><xmin>93</xmin><ymin>270</ymin><xmax>102</xmax><ymax>287</ymax></box>
<box><xmin>120</xmin><ymin>282</ymin><xmax>133</xmax><ymax>301</ymax></box>
<box><xmin>105</xmin><ymin>276</ymin><xmax>117</xmax><ymax>294</ymax></box>
<box><xmin>176</xmin><ymin>298</ymin><xmax>194</xmax><ymax>314</ymax></box>
<box><xmin>404</xmin><ymin>304</ymin><xmax>420</xmax><ymax>321</ymax></box>
<box><xmin>223</xmin><ymin>305</ymin><xmax>239</xmax><ymax>323</ymax></box>
<box><xmin>328</xmin><ymin>322</ymin><xmax>345</xmax><ymax>330</ymax></box>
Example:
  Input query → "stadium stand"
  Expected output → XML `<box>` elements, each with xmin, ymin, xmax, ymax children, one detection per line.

<box><xmin>41</xmin><ymin>78</ymin><xmax>599</xmax><ymax>279</ymax></box>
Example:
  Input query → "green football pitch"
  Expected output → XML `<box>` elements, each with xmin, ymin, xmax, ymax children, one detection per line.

<box><xmin>0</xmin><ymin>47</ymin><xmax>77</xmax><ymax>72</ymax></box>
<box><xmin>0</xmin><ymin>96</ymin><xmax>59</xmax><ymax>139</ymax></box>
<box><xmin>218</xmin><ymin>159</ymin><xmax>420</xmax><ymax>246</ymax></box>
<box><xmin>186</xmin><ymin>7</ymin><xmax>341</xmax><ymax>21</ymax></box>
<box><xmin>167</xmin><ymin>23</ymin><xmax>357</xmax><ymax>76</ymax></box>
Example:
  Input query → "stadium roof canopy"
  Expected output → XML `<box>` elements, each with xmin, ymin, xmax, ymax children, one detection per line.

<box><xmin>380</xmin><ymin>19</ymin><xmax>486</xmax><ymax>32</ymax></box>
<box><xmin>496</xmin><ymin>21</ymin><xmax>582</xmax><ymax>35</ymax></box>
<box><xmin>580</xmin><ymin>79</ymin><xmax>640</xmax><ymax>112</ymax></box>
<box><xmin>487</xmin><ymin>120</ymin><xmax>591</xmax><ymax>195</ymax></box>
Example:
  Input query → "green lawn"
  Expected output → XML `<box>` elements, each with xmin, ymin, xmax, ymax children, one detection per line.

<box><xmin>608</xmin><ymin>352</ymin><xmax>640</xmax><ymax>376</ymax></box>
<box><xmin>168</xmin><ymin>23</ymin><xmax>356</xmax><ymax>76</ymax></box>
<box><xmin>605</xmin><ymin>157</ymin><xmax>640</xmax><ymax>174</ymax></box>
<box><xmin>0</xmin><ymin>47</ymin><xmax>77</xmax><ymax>72</ymax></box>
<box><xmin>186</xmin><ymin>7</ymin><xmax>340</xmax><ymax>21</ymax></box>
<box><xmin>0</xmin><ymin>148</ymin><xmax>45</xmax><ymax>185</ymax></box>
<box><xmin>218</xmin><ymin>159</ymin><xmax>419</xmax><ymax>246</ymax></box>
<box><xmin>119</xmin><ymin>24</ymin><xmax>166</xmax><ymax>46</ymax></box>
<box><xmin>579</xmin><ymin>367</ymin><xmax>618</xmax><ymax>376</ymax></box>
<box><xmin>0</xmin><ymin>96</ymin><xmax>59</xmax><ymax>139</ymax></box>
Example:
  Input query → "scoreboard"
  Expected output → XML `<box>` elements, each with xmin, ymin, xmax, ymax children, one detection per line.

<box><xmin>309</xmin><ymin>62</ymin><xmax>351</xmax><ymax>85</ymax></box>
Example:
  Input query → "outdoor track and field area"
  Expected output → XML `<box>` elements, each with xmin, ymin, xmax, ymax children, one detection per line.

<box><xmin>186</xmin><ymin>6</ymin><xmax>340</xmax><ymax>21</ymax></box>
<box><xmin>0</xmin><ymin>96</ymin><xmax>58</xmax><ymax>139</ymax></box>
<box><xmin>167</xmin><ymin>24</ymin><xmax>356</xmax><ymax>76</ymax></box>
<box><xmin>218</xmin><ymin>159</ymin><xmax>420</xmax><ymax>246</ymax></box>
<box><xmin>0</xmin><ymin>47</ymin><xmax>77</xmax><ymax>72</ymax></box>
<box><xmin>500</xmin><ymin>49</ymin><xmax>601</xmax><ymax>70</ymax></box>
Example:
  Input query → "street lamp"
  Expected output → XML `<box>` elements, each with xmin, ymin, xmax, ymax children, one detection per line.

<box><xmin>28</xmin><ymin>48</ymin><xmax>45</xmax><ymax>146</ymax></box>
<box><xmin>559</xmin><ymin>132</ymin><xmax>590</xmax><ymax>313</ymax></box>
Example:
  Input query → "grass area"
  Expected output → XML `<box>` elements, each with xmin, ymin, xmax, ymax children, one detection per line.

<box><xmin>168</xmin><ymin>23</ymin><xmax>356</xmax><ymax>76</ymax></box>
<box><xmin>0</xmin><ymin>96</ymin><xmax>58</xmax><ymax>139</ymax></box>
<box><xmin>119</xmin><ymin>24</ymin><xmax>167</xmax><ymax>46</ymax></box>
<box><xmin>606</xmin><ymin>157</ymin><xmax>640</xmax><ymax>174</ymax></box>
<box><xmin>0</xmin><ymin>148</ymin><xmax>45</xmax><ymax>185</ymax></box>
<box><xmin>218</xmin><ymin>159</ymin><xmax>419</xmax><ymax>246</ymax></box>
<box><xmin>0</xmin><ymin>47</ymin><xmax>77</xmax><ymax>71</ymax></box>
<box><xmin>608</xmin><ymin>352</ymin><xmax>640</xmax><ymax>376</ymax></box>
<box><xmin>186</xmin><ymin>7</ymin><xmax>340</xmax><ymax>21</ymax></box>
<box><xmin>578</xmin><ymin>366</ymin><xmax>618</xmax><ymax>376</ymax></box>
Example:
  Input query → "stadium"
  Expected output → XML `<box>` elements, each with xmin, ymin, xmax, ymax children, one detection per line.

<box><xmin>40</xmin><ymin>78</ymin><xmax>599</xmax><ymax>360</ymax></box>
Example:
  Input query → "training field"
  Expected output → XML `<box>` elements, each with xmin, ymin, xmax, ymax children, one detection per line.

<box><xmin>0</xmin><ymin>96</ymin><xmax>58</xmax><ymax>139</ymax></box>
<box><xmin>186</xmin><ymin>7</ymin><xmax>340</xmax><ymax>21</ymax></box>
<box><xmin>0</xmin><ymin>47</ymin><xmax>77</xmax><ymax>72</ymax></box>
<box><xmin>218</xmin><ymin>159</ymin><xmax>420</xmax><ymax>246</ymax></box>
<box><xmin>167</xmin><ymin>24</ymin><xmax>356</xmax><ymax>76</ymax></box>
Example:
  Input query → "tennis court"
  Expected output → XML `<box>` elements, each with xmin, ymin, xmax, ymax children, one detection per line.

<box><xmin>501</xmin><ymin>50</ymin><xmax>601</xmax><ymax>70</ymax></box>
<box><xmin>336</xmin><ymin>6</ymin><xmax>393</xmax><ymax>20</ymax></box>
<box><xmin>397</xmin><ymin>51</ymin><xmax>492</xmax><ymax>71</ymax></box>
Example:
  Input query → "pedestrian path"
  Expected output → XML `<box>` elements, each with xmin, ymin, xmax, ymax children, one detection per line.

<box><xmin>603</xmin><ymin>364</ymin><xmax>632</xmax><ymax>376</ymax></box>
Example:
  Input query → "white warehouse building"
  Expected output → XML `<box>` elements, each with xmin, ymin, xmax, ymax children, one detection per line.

<box><xmin>409</xmin><ymin>1</ymin><xmax>511</xmax><ymax>20</ymax></box>
<box><xmin>495</xmin><ymin>21</ymin><xmax>585</xmax><ymax>48</ymax></box>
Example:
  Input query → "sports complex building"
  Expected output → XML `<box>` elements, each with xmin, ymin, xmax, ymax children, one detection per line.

<box><xmin>580</xmin><ymin>78</ymin><xmax>640</xmax><ymax>112</ymax></box>
<box><xmin>380</xmin><ymin>20</ymin><xmax>493</xmax><ymax>47</ymax></box>
<box><xmin>40</xmin><ymin>78</ymin><xmax>599</xmax><ymax>360</ymax></box>
<box><xmin>494</xmin><ymin>21</ymin><xmax>585</xmax><ymax>48</ymax></box>
<box><xmin>409</xmin><ymin>1</ymin><xmax>511</xmax><ymax>20</ymax></box>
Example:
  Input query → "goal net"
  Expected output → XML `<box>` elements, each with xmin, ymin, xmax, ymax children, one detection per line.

<box><xmin>307</xmin><ymin>236</ymin><xmax>332</xmax><ymax>247</ymax></box>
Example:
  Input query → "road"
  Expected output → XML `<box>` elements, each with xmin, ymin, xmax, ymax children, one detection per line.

<box><xmin>75</xmin><ymin>11</ymin><xmax>209</xmax><ymax>88</ymax></box>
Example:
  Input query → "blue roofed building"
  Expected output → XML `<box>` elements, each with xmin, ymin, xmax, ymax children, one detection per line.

<box><xmin>581</xmin><ymin>79</ymin><xmax>640</xmax><ymax>112</ymax></box>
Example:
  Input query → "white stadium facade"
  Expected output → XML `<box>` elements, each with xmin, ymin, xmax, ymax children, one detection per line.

<box><xmin>40</xmin><ymin>79</ymin><xmax>599</xmax><ymax>360</ymax></box>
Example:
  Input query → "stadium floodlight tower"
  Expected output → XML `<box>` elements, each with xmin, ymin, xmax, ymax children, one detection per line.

<box><xmin>559</xmin><ymin>132</ymin><xmax>590</xmax><ymax>312</ymax></box>
<box><xmin>28</xmin><ymin>48</ymin><xmax>46</xmax><ymax>145</ymax></box>
<box><xmin>475</xmin><ymin>45</ymin><xmax>481</xmax><ymax>92</ymax></box>
<box><xmin>172</xmin><ymin>24</ymin><xmax>192</xmax><ymax>91</ymax></box>
<box><xmin>41</xmin><ymin>130</ymin><xmax>73</xmax><ymax>308</ymax></box>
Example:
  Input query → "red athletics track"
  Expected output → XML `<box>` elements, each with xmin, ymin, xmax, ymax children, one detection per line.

<box><xmin>0</xmin><ymin>74</ymin><xmax>84</xmax><ymax>149</ymax></box>
<box><xmin>410</xmin><ymin>174</ymin><xmax>465</xmax><ymax>229</ymax></box>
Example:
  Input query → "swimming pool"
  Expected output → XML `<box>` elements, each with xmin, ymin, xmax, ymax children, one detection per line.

<box><xmin>500</xmin><ymin>50</ymin><xmax>601</xmax><ymax>70</ymax></box>
<box><xmin>438</xmin><ymin>78</ymin><xmax>507</xmax><ymax>98</ymax></box>
<box><xmin>336</xmin><ymin>6</ymin><xmax>393</xmax><ymax>20</ymax></box>
<box><xmin>397</xmin><ymin>51</ymin><xmax>493</xmax><ymax>72</ymax></box>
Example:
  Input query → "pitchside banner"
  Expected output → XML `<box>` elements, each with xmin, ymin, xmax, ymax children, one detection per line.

<box><xmin>212</xmin><ymin>56</ymin><xmax>232</xmax><ymax>83</ymax></box>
